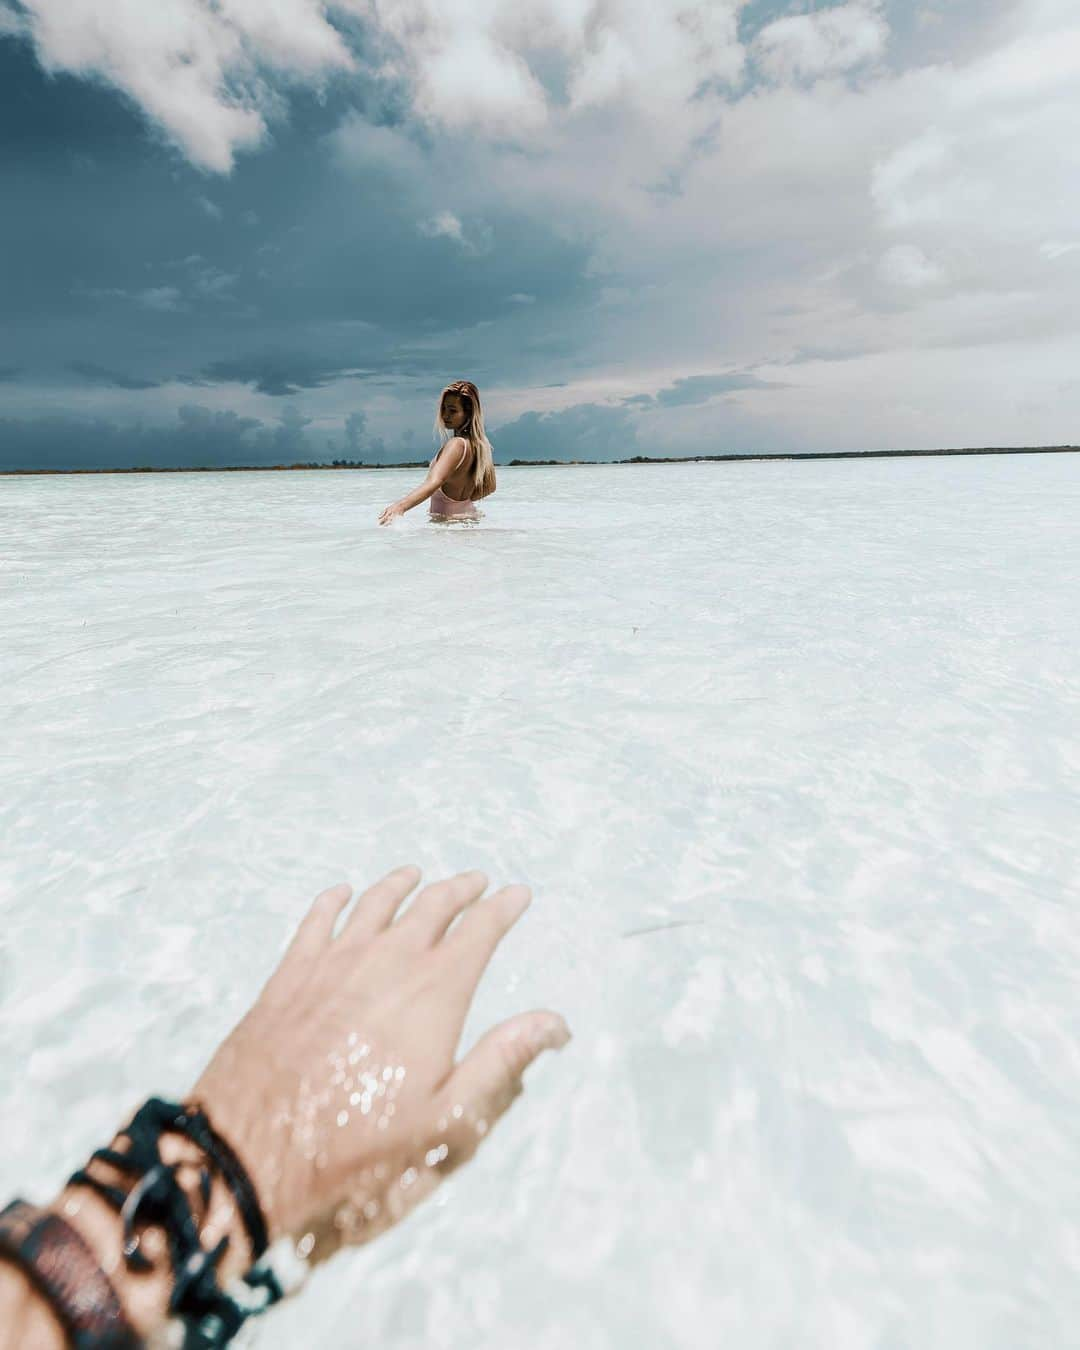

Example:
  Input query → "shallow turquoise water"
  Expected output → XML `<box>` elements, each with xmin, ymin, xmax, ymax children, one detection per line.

<box><xmin>2</xmin><ymin>456</ymin><xmax>1079</xmax><ymax>1347</ymax></box>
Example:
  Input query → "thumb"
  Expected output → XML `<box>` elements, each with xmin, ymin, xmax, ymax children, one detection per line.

<box><xmin>437</xmin><ymin>1009</ymin><xmax>572</xmax><ymax>1145</ymax></box>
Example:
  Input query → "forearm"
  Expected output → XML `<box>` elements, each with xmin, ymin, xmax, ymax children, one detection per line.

<box><xmin>0</xmin><ymin>1132</ymin><xmax>253</xmax><ymax>1348</ymax></box>
<box><xmin>396</xmin><ymin>477</ymin><xmax>439</xmax><ymax>512</ymax></box>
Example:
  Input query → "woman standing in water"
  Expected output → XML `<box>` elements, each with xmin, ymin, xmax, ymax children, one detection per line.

<box><xmin>378</xmin><ymin>380</ymin><xmax>497</xmax><ymax>525</ymax></box>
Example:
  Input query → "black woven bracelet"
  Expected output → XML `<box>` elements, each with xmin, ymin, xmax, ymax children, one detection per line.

<box><xmin>65</xmin><ymin>1096</ymin><xmax>276</xmax><ymax>1348</ymax></box>
<box><xmin>0</xmin><ymin>1198</ymin><xmax>140</xmax><ymax>1350</ymax></box>
<box><xmin>157</xmin><ymin>1100</ymin><xmax>269</xmax><ymax>1262</ymax></box>
<box><xmin>69</xmin><ymin>1098</ymin><xmax>267</xmax><ymax>1267</ymax></box>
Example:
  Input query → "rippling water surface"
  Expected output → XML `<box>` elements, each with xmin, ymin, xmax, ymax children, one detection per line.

<box><xmin>3</xmin><ymin>456</ymin><xmax>1079</xmax><ymax>1347</ymax></box>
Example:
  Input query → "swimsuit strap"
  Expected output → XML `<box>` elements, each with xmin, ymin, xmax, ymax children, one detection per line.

<box><xmin>432</xmin><ymin>437</ymin><xmax>470</xmax><ymax>474</ymax></box>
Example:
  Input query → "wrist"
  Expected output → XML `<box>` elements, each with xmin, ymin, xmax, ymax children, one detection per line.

<box><xmin>187</xmin><ymin>1070</ymin><xmax>297</xmax><ymax>1245</ymax></box>
<box><xmin>45</xmin><ymin>1185</ymin><xmax>163</xmax><ymax>1340</ymax></box>
<box><xmin>0</xmin><ymin>1195</ymin><xmax>141</xmax><ymax>1350</ymax></box>
<box><xmin>43</xmin><ymin>1095</ymin><xmax>270</xmax><ymax>1343</ymax></box>
<box><xmin>47</xmin><ymin>1127</ymin><xmax>253</xmax><ymax>1340</ymax></box>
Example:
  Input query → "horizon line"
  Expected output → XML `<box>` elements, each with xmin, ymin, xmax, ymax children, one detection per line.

<box><xmin>2</xmin><ymin>445</ymin><xmax>1078</xmax><ymax>476</ymax></box>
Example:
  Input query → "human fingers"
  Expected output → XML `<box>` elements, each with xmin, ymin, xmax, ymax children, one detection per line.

<box><xmin>437</xmin><ymin>884</ymin><xmax>532</xmax><ymax>996</ymax></box>
<box><xmin>394</xmin><ymin>869</ymin><xmax>488</xmax><ymax>947</ymax></box>
<box><xmin>281</xmin><ymin>882</ymin><xmax>354</xmax><ymax>964</ymax></box>
<box><xmin>259</xmin><ymin>882</ymin><xmax>353</xmax><ymax>1003</ymax></box>
<box><xmin>432</xmin><ymin>1009</ymin><xmax>571</xmax><ymax>1158</ymax></box>
<box><xmin>339</xmin><ymin>863</ymin><xmax>422</xmax><ymax>945</ymax></box>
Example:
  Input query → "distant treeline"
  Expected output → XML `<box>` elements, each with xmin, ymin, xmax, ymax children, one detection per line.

<box><xmin>2</xmin><ymin>446</ymin><xmax>1077</xmax><ymax>476</ymax></box>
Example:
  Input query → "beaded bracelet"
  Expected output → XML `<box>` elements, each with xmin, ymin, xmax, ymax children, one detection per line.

<box><xmin>0</xmin><ymin>1198</ymin><xmax>139</xmax><ymax>1349</ymax></box>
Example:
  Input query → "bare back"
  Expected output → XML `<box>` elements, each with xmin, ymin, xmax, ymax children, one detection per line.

<box><xmin>435</xmin><ymin>437</ymin><xmax>494</xmax><ymax>502</ymax></box>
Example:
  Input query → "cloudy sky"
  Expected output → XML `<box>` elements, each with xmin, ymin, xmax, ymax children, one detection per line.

<box><xmin>1</xmin><ymin>0</ymin><xmax>1077</xmax><ymax>469</ymax></box>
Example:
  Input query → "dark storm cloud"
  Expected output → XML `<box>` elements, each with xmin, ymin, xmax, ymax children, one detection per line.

<box><xmin>0</xmin><ymin>38</ymin><xmax>201</xmax><ymax>322</ymax></box>
<box><xmin>0</xmin><ymin>38</ymin><xmax>392</xmax><ymax>330</ymax></box>
<box><xmin>200</xmin><ymin>353</ymin><xmax>369</xmax><ymax>397</ymax></box>
<box><xmin>342</xmin><ymin>408</ymin><xmax>387</xmax><ymax>461</ymax></box>
<box><xmin>244</xmin><ymin>176</ymin><xmax>593</xmax><ymax>335</ymax></box>
<box><xmin>644</xmin><ymin>371</ymin><xmax>786</xmax><ymax>408</ymax></box>
<box><xmin>0</xmin><ymin>28</ymin><xmax>140</xmax><ymax>156</ymax></box>
<box><xmin>194</xmin><ymin>343</ymin><xmax>468</xmax><ymax>394</ymax></box>
<box><xmin>492</xmin><ymin>403</ymin><xmax>641</xmax><ymax>463</ymax></box>
<box><xmin>0</xmin><ymin>30</ymin><xmax>597</xmax><ymax>453</ymax></box>
<box><xmin>0</xmin><ymin>405</ymin><xmax>332</xmax><ymax>472</ymax></box>
<box><xmin>68</xmin><ymin>361</ymin><xmax>161</xmax><ymax>390</ymax></box>
<box><xmin>0</xmin><ymin>27</ymin><xmax>616</xmax><ymax>472</ymax></box>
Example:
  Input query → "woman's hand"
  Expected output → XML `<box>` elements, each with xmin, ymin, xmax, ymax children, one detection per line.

<box><xmin>378</xmin><ymin>502</ymin><xmax>405</xmax><ymax>525</ymax></box>
<box><xmin>191</xmin><ymin>867</ymin><xmax>570</xmax><ymax>1261</ymax></box>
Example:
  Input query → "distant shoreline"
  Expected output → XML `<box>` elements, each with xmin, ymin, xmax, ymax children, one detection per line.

<box><xmin>1</xmin><ymin>445</ymin><xmax>1077</xmax><ymax>476</ymax></box>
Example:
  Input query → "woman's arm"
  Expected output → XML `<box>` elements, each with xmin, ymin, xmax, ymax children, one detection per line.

<box><xmin>378</xmin><ymin>440</ymin><xmax>463</xmax><ymax>523</ymax></box>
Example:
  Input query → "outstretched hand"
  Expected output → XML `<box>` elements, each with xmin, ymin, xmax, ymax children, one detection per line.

<box><xmin>378</xmin><ymin>502</ymin><xmax>405</xmax><ymax>525</ymax></box>
<box><xmin>191</xmin><ymin>867</ymin><xmax>570</xmax><ymax>1260</ymax></box>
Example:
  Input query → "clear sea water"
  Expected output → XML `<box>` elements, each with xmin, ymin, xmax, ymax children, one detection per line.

<box><xmin>2</xmin><ymin>455</ymin><xmax>1079</xmax><ymax>1348</ymax></box>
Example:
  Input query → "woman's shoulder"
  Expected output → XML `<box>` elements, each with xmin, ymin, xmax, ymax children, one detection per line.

<box><xmin>435</xmin><ymin>436</ymin><xmax>468</xmax><ymax>466</ymax></box>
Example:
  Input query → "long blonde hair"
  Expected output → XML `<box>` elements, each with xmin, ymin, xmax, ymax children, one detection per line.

<box><xmin>433</xmin><ymin>380</ymin><xmax>496</xmax><ymax>499</ymax></box>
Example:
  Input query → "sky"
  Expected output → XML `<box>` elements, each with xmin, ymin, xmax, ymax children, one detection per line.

<box><xmin>1</xmin><ymin>0</ymin><xmax>1078</xmax><ymax>470</ymax></box>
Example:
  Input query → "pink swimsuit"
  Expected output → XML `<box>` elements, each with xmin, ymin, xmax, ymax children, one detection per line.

<box><xmin>429</xmin><ymin>440</ymin><xmax>480</xmax><ymax>520</ymax></box>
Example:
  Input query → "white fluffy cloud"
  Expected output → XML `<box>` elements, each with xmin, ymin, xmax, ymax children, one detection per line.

<box><xmin>565</xmin><ymin>0</ymin><xmax>745</xmax><ymax>112</ymax></box>
<box><xmin>871</xmin><ymin>19</ymin><xmax>1080</xmax><ymax>248</ymax></box>
<box><xmin>753</xmin><ymin>1</ymin><xmax>888</xmax><ymax>82</ymax></box>
<box><xmin>319</xmin><ymin>0</ymin><xmax>1080</xmax><ymax>453</ymax></box>
<box><xmin>363</xmin><ymin>0</ymin><xmax>745</xmax><ymax>130</ymax></box>
<box><xmin>9</xmin><ymin>0</ymin><xmax>746</xmax><ymax>170</ymax></box>
<box><xmin>415</xmin><ymin>209</ymin><xmax>494</xmax><ymax>255</ymax></box>
<box><xmin>417</xmin><ymin>211</ymin><xmax>465</xmax><ymax>245</ymax></box>
<box><xmin>422</xmin><ymin>0</ymin><xmax>1079</xmax><ymax>451</ymax></box>
<box><xmin>1041</xmin><ymin>241</ymin><xmax>1080</xmax><ymax>261</ymax></box>
<box><xmin>878</xmin><ymin>244</ymin><xmax>944</xmax><ymax>288</ymax></box>
<box><xmin>367</xmin><ymin>8</ymin><xmax>550</xmax><ymax>135</ymax></box>
<box><xmin>12</xmin><ymin>0</ymin><xmax>358</xmax><ymax>170</ymax></box>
